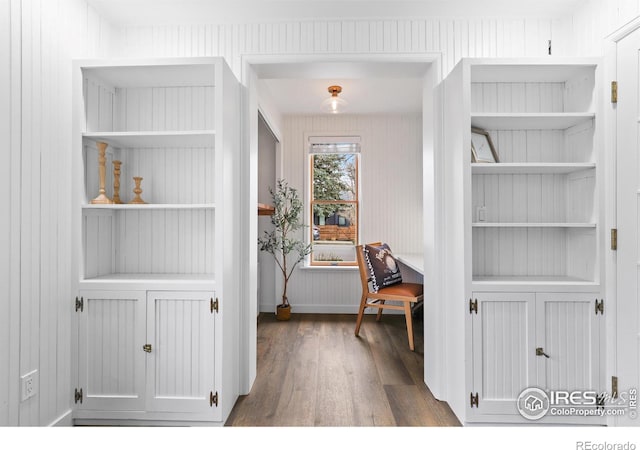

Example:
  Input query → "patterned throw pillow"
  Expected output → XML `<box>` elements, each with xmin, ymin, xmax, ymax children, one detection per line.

<box><xmin>364</xmin><ymin>243</ymin><xmax>403</xmax><ymax>292</ymax></box>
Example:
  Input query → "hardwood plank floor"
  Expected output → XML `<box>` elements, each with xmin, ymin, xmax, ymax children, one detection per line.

<box><xmin>225</xmin><ymin>312</ymin><xmax>461</xmax><ymax>427</ymax></box>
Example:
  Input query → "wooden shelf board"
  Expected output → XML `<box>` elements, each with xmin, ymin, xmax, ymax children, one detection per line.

<box><xmin>471</xmin><ymin>113</ymin><xmax>595</xmax><ymax>130</ymax></box>
<box><xmin>472</xmin><ymin>222</ymin><xmax>596</xmax><ymax>228</ymax></box>
<box><xmin>83</xmin><ymin>203</ymin><xmax>215</xmax><ymax>210</ymax></box>
<box><xmin>472</xmin><ymin>162</ymin><xmax>595</xmax><ymax>174</ymax></box>
<box><xmin>257</xmin><ymin>203</ymin><xmax>275</xmax><ymax>216</ymax></box>
<box><xmin>83</xmin><ymin>130</ymin><xmax>215</xmax><ymax>148</ymax></box>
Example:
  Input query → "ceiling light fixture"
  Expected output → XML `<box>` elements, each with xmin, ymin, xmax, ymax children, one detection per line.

<box><xmin>321</xmin><ymin>85</ymin><xmax>348</xmax><ymax>114</ymax></box>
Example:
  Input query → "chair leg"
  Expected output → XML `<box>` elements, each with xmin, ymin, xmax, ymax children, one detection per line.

<box><xmin>354</xmin><ymin>294</ymin><xmax>367</xmax><ymax>336</ymax></box>
<box><xmin>376</xmin><ymin>300</ymin><xmax>385</xmax><ymax>322</ymax></box>
<box><xmin>404</xmin><ymin>301</ymin><xmax>414</xmax><ymax>351</ymax></box>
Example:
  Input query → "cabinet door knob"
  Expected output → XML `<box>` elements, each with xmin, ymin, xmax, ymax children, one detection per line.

<box><xmin>536</xmin><ymin>347</ymin><xmax>550</xmax><ymax>358</ymax></box>
<box><xmin>143</xmin><ymin>344</ymin><xmax>152</xmax><ymax>353</ymax></box>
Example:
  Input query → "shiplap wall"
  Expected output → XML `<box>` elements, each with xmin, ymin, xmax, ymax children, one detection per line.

<box><xmin>1</xmin><ymin>0</ymin><xmax>111</xmax><ymax>427</ymax></box>
<box><xmin>0</xmin><ymin>0</ymin><xmax>16</xmax><ymax>427</ymax></box>
<box><xmin>266</xmin><ymin>114</ymin><xmax>422</xmax><ymax>312</ymax></box>
<box><xmin>116</xmin><ymin>18</ymin><xmax>568</xmax><ymax>78</ymax></box>
<box><xmin>570</xmin><ymin>0</ymin><xmax>640</xmax><ymax>56</ymax></box>
<box><xmin>113</xmin><ymin>16</ymin><xmax>577</xmax><ymax>313</ymax></box>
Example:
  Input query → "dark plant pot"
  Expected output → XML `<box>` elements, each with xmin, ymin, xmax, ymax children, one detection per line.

<box><xmin>276</xmin><ymin>304</ymin><xmax>291</xmax><ymax>321</ymax></box>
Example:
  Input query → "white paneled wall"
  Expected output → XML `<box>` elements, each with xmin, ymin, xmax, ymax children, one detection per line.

<box><xmin>3</xmin><ymin>0</ymin><xmax>112</xmax><ymax>427</ymax></box>
<box><xmin>570</xmin><ymin>0</ymin><xmax>640</xmax><ymax>56</ymax></box>
<box><xmin>0</xmin><ymin>0</ymin><xmax>16</xmax><ymax>427</ymax></box>
<box><xmin>268</xmin><ymin>114</ymin><xmax>422</xmax><ymax>312</ymax></box>
<box><xmin>117</xmin><ymin>18</ymin><xmax>563</xmax><ymax>77</ymax></box>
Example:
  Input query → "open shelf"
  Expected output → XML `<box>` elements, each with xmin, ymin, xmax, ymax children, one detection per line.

<box><xmin>472</xmin><ymin>222</ymin><xmax>596</xmax><ymax>228</ymax></box>
<box><xmin>471</xmin><ymin>113</ymin><xmax>595</xmax><ymax>130</ymax></box>
<box><xmin>469</xmin><ymin>60</ymin><xmax>598</xmax><ymax>83</ymax></box>
<box><xmin>83</xmin><ymin>130</ymin><xmax>215</xmax><ymax>148</ymax></box>
<box><xmin>80</xmin><ymin>273</ymin><xmax>215</xmax><ymax>290</ymax></box>
<box><xmin>83</xmin><ymin>203</ymin><xmax>215</xmax><ymax>210</ymax></box>
<box><xmin>81</xmin><ymin>59</ymin><xmax>217</xmax><ymax>88</ymax></box>
<box><xmin>471</xmin><ymin>163</ymin><xmax>595</xmax><ymax>174</ymax></box>
<box><xmin>257</xmin><ymin>203</ymin><xmax>275</xmax><ymax>216</ymax></box>
<box><xmin>471</xmin><ymin>276</ymin><xmax>599</xmax><ymax>292</ymax></box>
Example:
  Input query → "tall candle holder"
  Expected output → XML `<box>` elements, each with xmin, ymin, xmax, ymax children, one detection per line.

<box><xmin>90</xmin><ymin>141</ymin><xmax>113</xmax><ymax>204</ymax></box>
<box><xmin>129</xmin><ymin>176</ymin><xmax>146</xmax><ymax>204</ymax></box>
<box><xmin>112</xmin><ymin>160</ymin><xmax>123</xmax><ymax>204</ymax></box>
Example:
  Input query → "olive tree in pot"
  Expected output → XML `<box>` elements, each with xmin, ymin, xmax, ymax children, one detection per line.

<box><xmin>258</xmin><ymin>179</ymin><xmax>312</xmax><ymax>320</ymax></box>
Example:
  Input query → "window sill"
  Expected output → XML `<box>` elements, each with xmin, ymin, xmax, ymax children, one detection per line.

<box><xmin>300</xmin><ymin>265</ymin><xmax>359</xmax><ymax>271</ymax></box>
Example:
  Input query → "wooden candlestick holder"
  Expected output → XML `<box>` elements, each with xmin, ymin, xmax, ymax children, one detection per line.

<box><xmin>112</xmin><ymin>160</ymin><xmax>123</xmax><ymax>204</ymax></box>
<box><xmin>90</xmin><ymin>141</ymin><xmax>113</xmax><ymax>204</ymax></box>
<box><xmin>129</xmin><ymin>176</ymin><xmax>146</xmax><ymax>204</ymax></box>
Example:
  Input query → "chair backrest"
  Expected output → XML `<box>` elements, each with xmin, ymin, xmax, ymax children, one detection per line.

<box><xmin>356</xmin><ymin>242</ymin><xmax>382</xmax><ymax>293</ymax></box>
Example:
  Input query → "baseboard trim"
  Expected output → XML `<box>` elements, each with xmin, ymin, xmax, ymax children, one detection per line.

<box><xmin>258</xmin><ymin>303</ymin><xmax>403</xmax><ymax>315</ymax></box>
<box><xmin>48</xmin><ymin>409</ymin><xmax>73</xmax><ymax>426</ymax></box>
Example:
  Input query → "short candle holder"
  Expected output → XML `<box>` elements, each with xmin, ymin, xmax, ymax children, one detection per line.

<box><xmin>129</xmin><ymin>176</ymin><xmax>146</xmax><ymax>204</ymax></box>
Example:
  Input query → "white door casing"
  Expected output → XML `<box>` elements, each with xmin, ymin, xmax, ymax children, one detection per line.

<box><xmin>615</xmin><ymin>27</ymin><xmax>640</xmax><ymax>426</ymax></box>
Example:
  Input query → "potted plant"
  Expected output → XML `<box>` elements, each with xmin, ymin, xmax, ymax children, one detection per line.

<box><xmin>258</xmin><ymin>179</ymin><xmax>312</xmax><ymax>320</ymax></box>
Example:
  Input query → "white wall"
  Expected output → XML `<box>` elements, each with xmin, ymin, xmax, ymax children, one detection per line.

<box><xmin>267</xmin><ymin>113</ymin><xmax>423</xmax><ymax>312</ymax></box>
<box><xmin>116</xmin><ymin>18</ymin><xmax>567</xmax><ymax>78</ymax></box>
<box><xmin>257</xmin><ymin>115</ymin><xmax>277</xmax><ymax>310</ymax></box>
<box><xmin>0</xmin><ymin>0</ymin><xmax>17</xmax><ymax>427</ymax></box>
<box><xmin>570</xmin><ymin>0</ymin><xmax>640</xmax><ymax>56</ymax></box>
<box><xmin>0</xmin><ymin>2</ymin><xmax>601</xmax><ymax>426</ymax></box>
<box><xmin>0</xmin><ymin>0</ymin><xmax>112</xmax><ymax>427</ymax></box>
<box><xmin>108</xmin><ymin>15</ymin><xmax>575</xmax><ymax>316</ymax></box>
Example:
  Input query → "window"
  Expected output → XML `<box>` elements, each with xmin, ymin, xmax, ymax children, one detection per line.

<box><xmin>308</xmin><ymin>137</ymin><xmax>360</xmax><ymax>266</ymax></box>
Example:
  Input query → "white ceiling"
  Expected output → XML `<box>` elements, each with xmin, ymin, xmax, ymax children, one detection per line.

<box><xmin>260</xmin><ymin>77</ymin><xmax>425</xmax><ymax>115</ymax></box>
<box><xmin>255</xmin><ymin>61</ymin><xmax>428</xmax><ymax>114</ymax></box>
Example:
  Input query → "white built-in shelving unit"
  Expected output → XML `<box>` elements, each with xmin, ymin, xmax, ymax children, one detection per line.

<box><xmin>442</xmin><ymin>58</ymin><xmax>605</xmax><ymax>425</ymax></box>
<box><xmin>72</xmin><ymin>57</ymin><xmax>241</xmax><ymax>425</ymax></box>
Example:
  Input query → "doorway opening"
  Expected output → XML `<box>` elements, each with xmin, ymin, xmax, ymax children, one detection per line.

<box><xmin>240</xmin><ymin>53</ymin><xmax>445</xmax><ymax>405</ymax></box>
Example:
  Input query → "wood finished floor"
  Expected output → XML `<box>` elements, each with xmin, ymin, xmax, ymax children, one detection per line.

<box><xmin>225</xmin><ymin>312</ymin><xmax>461</xmax><ymax>427</ymax></box>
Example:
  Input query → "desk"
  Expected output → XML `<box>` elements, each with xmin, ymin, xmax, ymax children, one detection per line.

<box><xmin>395</xmin><ymin>253</ymin><xmax>423</xmax><ymax>275</ymax></box>
<box><xmin>395</xmin><ymin>253</ymin><xmax>424</xmax><ymax>316</ymax></box>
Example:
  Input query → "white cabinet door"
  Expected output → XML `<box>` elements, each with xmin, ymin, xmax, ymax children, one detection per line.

<box><xmin>78</xmin><ymin>290</ymin><xmax>146</xmax><ymax>411</ymax></box>
<box><xmin>536</xmin><ymin>293</ymin><xmax>602</xmax><ymax>394</ymax></box>
<box><xmin>145</xmin><ymin>291</ymin><xmax>217</xmax><ymax>417</ymax></box>
<box><xmin>471</xmin><ymin>291</ymin><xmax>603</xmax><ymax>420</ymax></box>
<box><xmin>471</xmin><ymin>292</ymin><xmax>537</xmax><ymax>415</ymax></box>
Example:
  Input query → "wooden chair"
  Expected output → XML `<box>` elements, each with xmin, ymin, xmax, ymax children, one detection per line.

<box><xmin>354</xmin><ymin>242</ymin><xmax>424</xmax><ymax>351</ymax></box>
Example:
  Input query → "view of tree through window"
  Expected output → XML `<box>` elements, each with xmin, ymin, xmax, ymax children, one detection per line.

<box><xmin>310</xmin><ymin>153</ymin><xmax>359</xmax><ymax>265</ymax></box>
